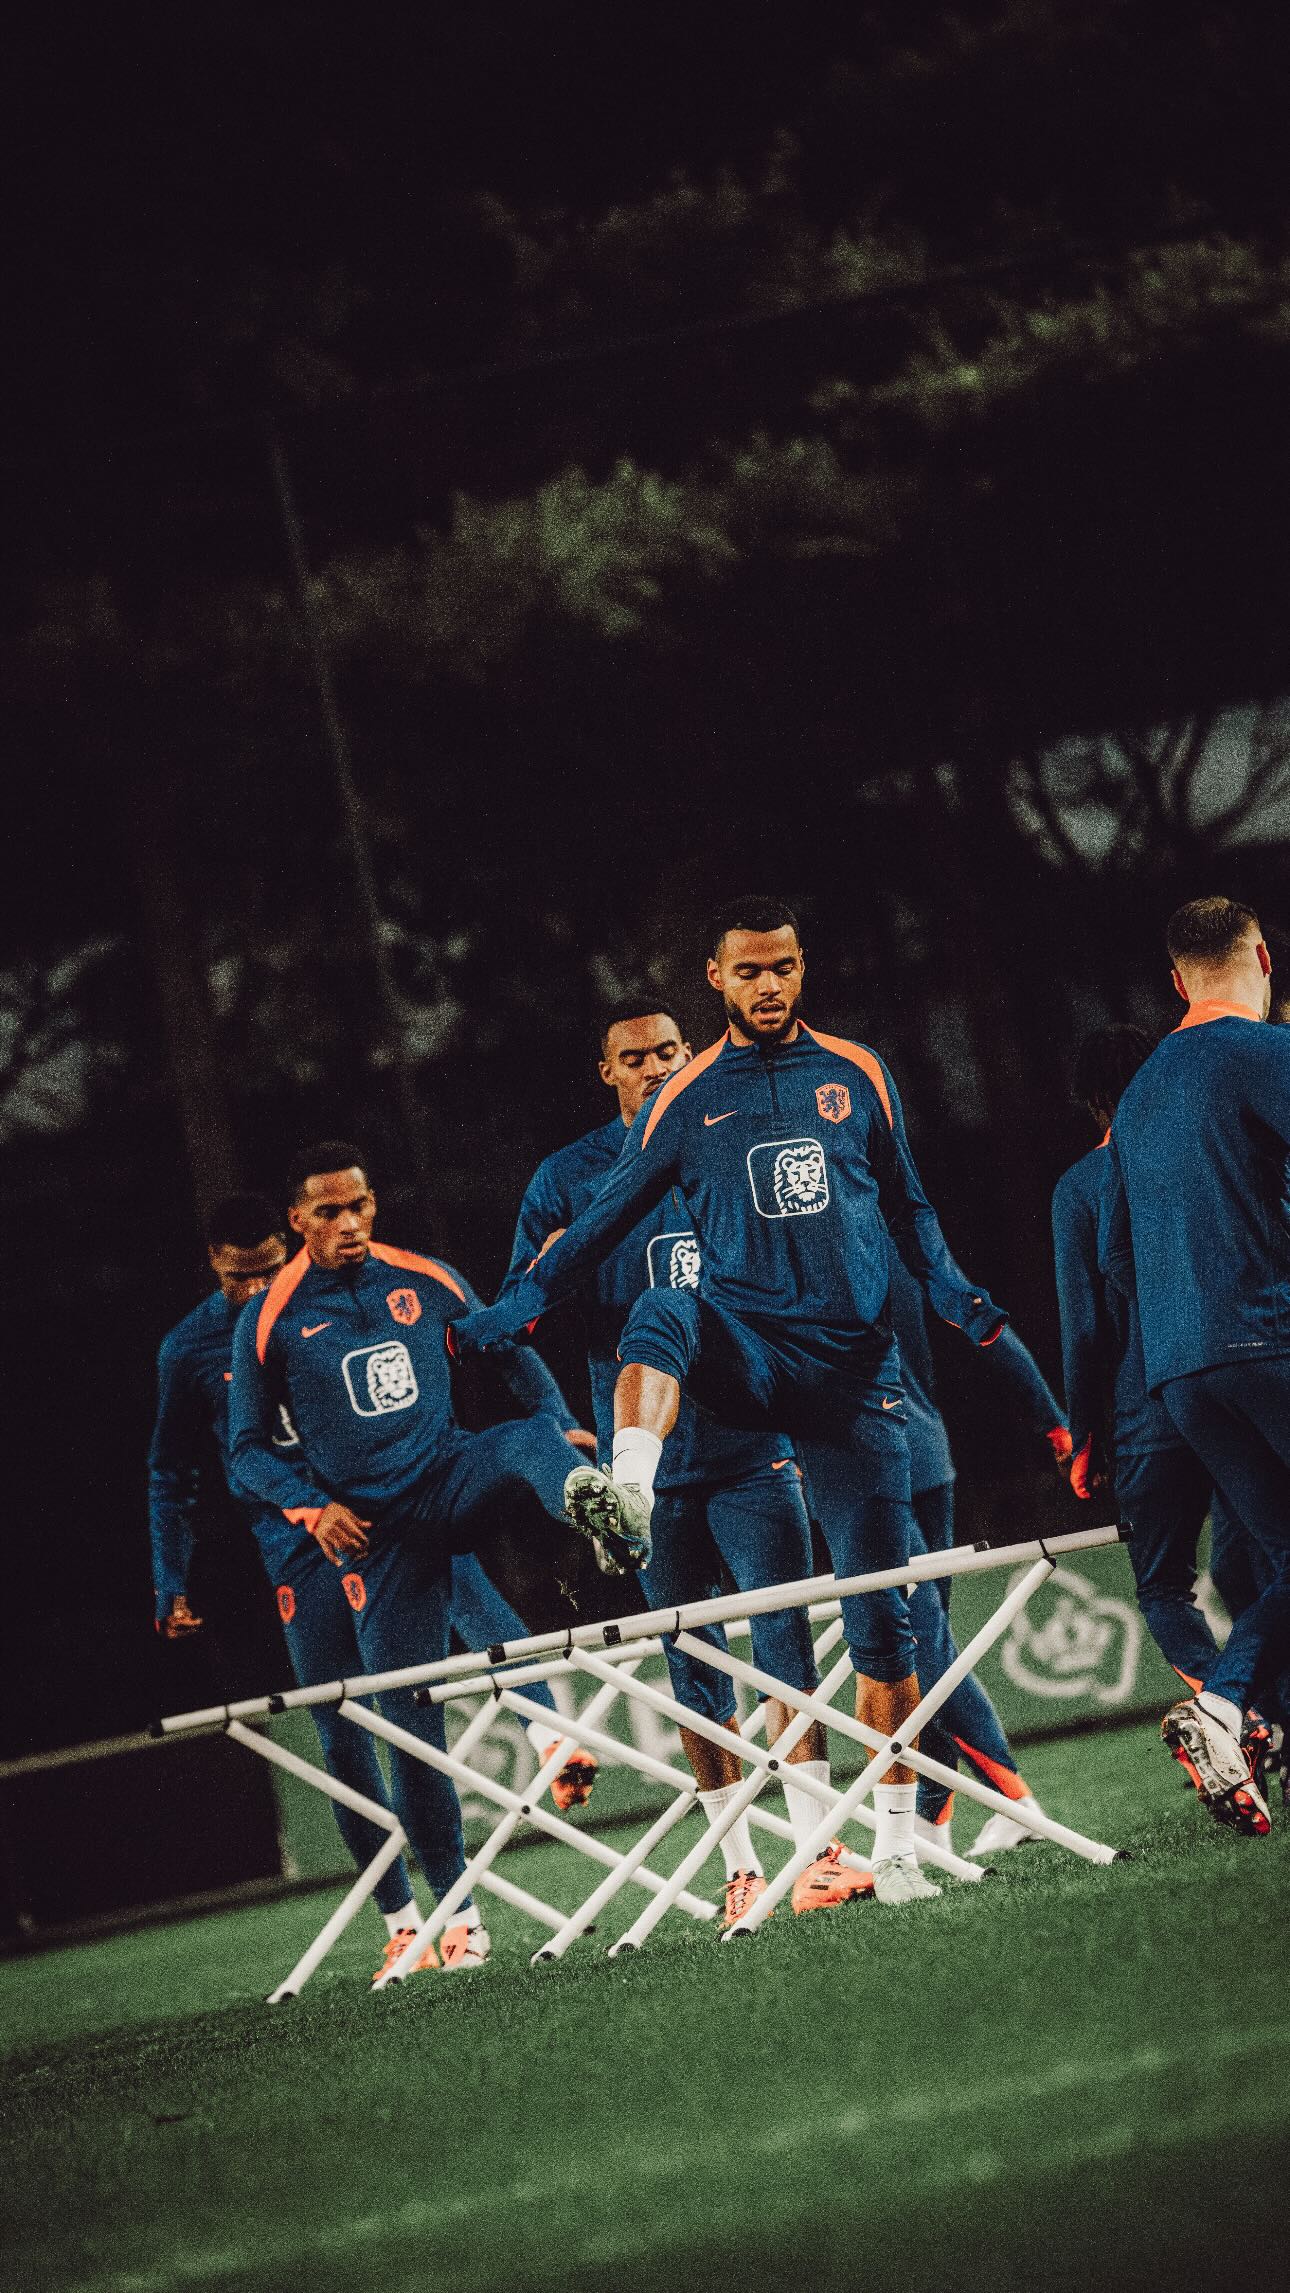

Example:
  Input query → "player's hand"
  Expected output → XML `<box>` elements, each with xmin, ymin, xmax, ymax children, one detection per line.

<box><xmin>313</xmin><ymin>1502</ymin><xmax>372</xmax><ymax>1564</ymax></box>
<box><xmin>162</xmin><ymin>1593</ymin><xmax>204</xmax><ymax>1639</ymax></box>
<box><xmin>1046</xmin><ymin>1425</ymin><xmax>1074</xmax><ymax>1471</ymax></box>
<box><xmin>1068</xmin><ymin>1437</ymin><xmax>1104</xmax><ymax>1501</ymax></box>
<box><xmin>564</xmin><ymin>1428</ymin><xmax>598</xmax><ymax>1453</ymax></box>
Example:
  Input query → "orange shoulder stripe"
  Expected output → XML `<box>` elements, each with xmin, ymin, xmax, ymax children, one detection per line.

<box><xmin>804</xmin><ymin>1028</ymin><xmax>893</xmax><ymax>1128</ymax></box>
<box><xmin>369</xmin><ymin>1240</ymin><xmax>467</xmax><ymax>1305</ymax></box>
<box><xmin>640</xmin><ymin>1034</ymin><xmax>730</xmax><ymax>1151</ymax></box>
<box><xmin>256</xmin><ymin>1249</ymin><xmax>312</xmax><ymax>1363</ymax></box>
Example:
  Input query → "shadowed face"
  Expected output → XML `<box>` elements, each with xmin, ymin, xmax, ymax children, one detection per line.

<box><xmin>289</xmin><ymin>1167</ymin><xmax>376</xmax><ymax>1270</ymax></box>
<box><xmin>208</xmin><ymin>1235</ymin><xmax>288</xmax><ymax>1307</ymax></box>
<box><xmin>600</xmin><ymin>1014</ymin><xmax>691</xmax><ymax>1124</ymax></box>
<box><xmin>707</xmin><ymin>926</ymin><xmax>804</xmax><ymax>1045</ymax></box>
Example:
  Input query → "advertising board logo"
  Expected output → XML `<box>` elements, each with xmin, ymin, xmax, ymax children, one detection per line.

<box><xmin>647</xmin><ymin>1231</ymin><xmax>702</xmax><ymax>1290</ymax></box>
<box><xmin>747</xmin><ymin>1137</ymin><xmax>830</xmax><ymax>1219</ymax></box>
<box><xmin>342</xmin><ymin>1341</ymin><xmax>420</xmax><ymax>1417</ymax></box>
<box><xmin>999</xmin><ymin>1565</ymin><xmax>1141</xmax><ymax>1704</ymax></box>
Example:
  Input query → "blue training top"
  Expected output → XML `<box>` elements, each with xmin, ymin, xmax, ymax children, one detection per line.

<box><xmin>229</xmin><ymin>1241</ymin><xmax>577</xmax><ymax>1527</ymax></box>
<box><xmin>1052</xmin><ymin>1142</ymin><xmax>1179</xmax><ymax>1460</ymax></box>
<box><xmin>1102</xmin><ymin>1001</ymin><xmax>1290</xmax><ymax>1392</ymax></box>
<box><xmin>461</xmin><ymin>1026</ymin><xmax>1004</xmax><ymax>1371</ymax></box>
<box><xmin>507</xmin><ymin>1114</ymin><xmax>793</xmax><ymax>1490</ymax></box>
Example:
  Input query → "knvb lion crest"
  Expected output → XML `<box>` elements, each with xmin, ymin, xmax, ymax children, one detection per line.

<box><xmin>747</xmin><ymin>1136</ymin><xmax>831</xmax><ymax>1219</ymax></box>
<box><xmin>648</xmin><ymin>1230</ymin><xmax>702</xmax><ymax>1290</ymax></box>
<box><xmin>387</xmin><ymin>1286</ymin><xmax>421</xmax><ymax>1326</ymax></box>
<box><xmin>815</xmin><ymin>1082</ymin><xmax>851</xmax><ymax>1124</ymax></box>
<box><xmin>342</xmin><ymin>1340</ymin><xmax>420</xmax><ymax>1417</ymax></box>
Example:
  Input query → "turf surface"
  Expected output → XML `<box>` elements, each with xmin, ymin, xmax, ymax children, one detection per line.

<box><xmin>2</xmin><ymin>1723</ymin><xmax>1287</xmax><ymax>2293</ymax></box>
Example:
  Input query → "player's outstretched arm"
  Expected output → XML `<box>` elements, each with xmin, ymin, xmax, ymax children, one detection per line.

<box><xmin>444</xmin><ymin>1264</ymin><xmax>587</xmax><ymax>1436</ymax></box>
<box><xmin>147</xmin><ymin>1334</ymin><xmax>204</xmax><ymax>1631</ymax></box>
<box><xmin>978</xmin><ymin>1324</ymin><xmax>1069</xmax><ymax>1459</ymax></box>
<box><xmin>452</xmin><ymin>1117</ymin><xmax>678</xmax><ymax>1356</ymax></box>
<box><xmin>874</xmin><ymin>1061</ymin><xmax>1007</xmax><ymax>1344</ymax></box>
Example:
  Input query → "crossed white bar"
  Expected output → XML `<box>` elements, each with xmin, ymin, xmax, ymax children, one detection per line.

<box><xmin>144</xmin><ymin>1522</ymin><xmax>1126</xmax><ymax>1999</ymax></box>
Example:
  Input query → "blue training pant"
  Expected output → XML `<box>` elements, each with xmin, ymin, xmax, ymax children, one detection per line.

<box><xmin>400</xmin><ymin>1416</ymin><xmax>575</xmax><ymax>1549</ymax></box>
<box><xmin>1115</xmin><ymin>1444</ymin><xmax>1222</xmax><ymax>1690</ymax></box>
<box><xmin>640</xmin><ymin>1464</ymin><xmax>818</xmax><ymax>1726</ymax></box>
<box><xmin>906</xmin><ymin>1480</ymin><xmax>1026</xmax><ymax>1823</ymax></box>
<box><xmin>1161</xmin><ymin>1361</ymin><xmax>1290</xmax><ymax>1721</ymax></box>
<box><xmin>623</xmin><ymin>1290</ymin><xmax>917</xmax><ymax>1682</ymax></box>
<box><xmin>269</xmin><ymin>1541</ymin><xmax>560</xmax><ymax>1908</ymax></box>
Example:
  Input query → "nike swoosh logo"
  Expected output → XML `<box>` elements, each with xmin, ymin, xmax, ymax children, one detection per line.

<box><xmin>881</xmin><ymin>1397</ymin><xmax>902</xmax><ymax>1411</ymax></box>
<box><xmin>704</xmin><ymin>1111</ymin><xmax>737</xmax><ymax>1126</ymax></box>
<box><xmin>301</xmin><ymin>1322</ymin><xmax>332</xmax><ymax>1338</ymax></box>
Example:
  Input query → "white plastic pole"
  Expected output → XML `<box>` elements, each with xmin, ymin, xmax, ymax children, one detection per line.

<box><xmin>149</xmin><ymin>1526</ymin><xmax>1125</xmax><ymax>1735</ymax></box>
<box><xmin>266</xmin><ymin>1827</ymin><xmax>411</xmax><ymax>2004</ymax></box>
<box><xmin>530</xmin><ymin>1789</ymin><xmax>698</xmax><ymax>1964</ymax></box>
<box><xmin>606</xmin><ymin>1646</ymin><xmax>858</xmax><ymax>1955</ymax></box>
<box><xmin>726</xmin><ymin>1557</ymin><xmax>1079</xmax><ymax>1936</ymax></box>
<box><xmin>682</xmin><ymin>1620</ymin><xmax>1117</xmax><ymax>1865</ymax></box>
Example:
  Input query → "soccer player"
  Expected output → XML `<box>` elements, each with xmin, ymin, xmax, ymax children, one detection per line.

<box><xmin>151</xmin><ymin>1192</ymin><xmax>596</xmax><ymax>1983</ymax></box>
<box><xmin>223</xmin><ymin>1150</ymin><xmax>598</xmax><ymax>1968</ymax></box>
<box><xmin>1054</xmin><ymin>1028</ymin><xmax>1228</xmax><ymax>1690</ymax></box>
<box><xmin>887</xmin><ymin>1242</ymin><xmax>1069</xmax><ymax>1856</ymax></box>
<box><xmin>1101</xmin><ymin>898</ymin><xmax>1290</xmax><ymax>1832</ymax></box>
<box><xmin>456</xmin><ymin>899</ymin><xmax>1010</xmax><ymax>1905</ymax></box>
<box><xmin>508</xmin><ymin>1002</ymin><xmax>867</xmax><ymax>1923</ymax></box>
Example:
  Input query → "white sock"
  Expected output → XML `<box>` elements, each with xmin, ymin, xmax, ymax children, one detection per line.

<box><xmin>1198</xmin><ymin>1690</ymin><xmax>1243</xmax><ymax>1738</ymax></box>
<box><xmin>872</xmin><ymin>1783</ymin><xmax>916</xmax><ymax>1864</ymax></box>
<box><xmin>612</xmin><ymin>1426</ymin><xmax>662</xmax><ymax>1504</ymax></box>
<box><xmin>383</xmin><ymin>1900</ymin><xmax>419</xmax><ymax>1938</ymax></box>
<box><xmin>783</xmin><ymin>1760</ymin><xmax>831</xmax><ymax>1853</ymax></box>
<box><xmin>915</xmin><ymin>1814</ymin><xmax>953</xmax><ymax>1856</ymax></box>
<box><xmin>698</xmin><ymin>1783</ymin><xmax>762</xmax><ymax>1879</ymax></box>
<box><xmin>460</xmin><ymin>1901</ymin><xmax>483</xmax><ymax>1932</ymax></box>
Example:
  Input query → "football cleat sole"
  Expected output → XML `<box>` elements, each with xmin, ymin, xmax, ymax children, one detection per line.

<box><xmin>563</xmin><ymin>1466</ymin><xmax>653</xmax><ymax>1571</ymax></box>
<box><xmin>1162</xmin><ymin>1703</ymin><xmax>1271</xmax><ymax>1836</ymax></box>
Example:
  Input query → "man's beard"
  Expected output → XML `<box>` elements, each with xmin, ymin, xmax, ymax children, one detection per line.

<box><xmin>724</xmin><ymin>990</ymin><xmax>801</xmax><ymax>1044</ymax></box>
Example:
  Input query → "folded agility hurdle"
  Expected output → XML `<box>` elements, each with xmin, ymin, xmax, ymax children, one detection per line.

<box><xmin>149</xmin><ymin>1524</ymin><xmax>1127</xmax><ymax>1996</ymax></box>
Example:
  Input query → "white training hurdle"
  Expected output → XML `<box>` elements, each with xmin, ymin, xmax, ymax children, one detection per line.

<box><xmin>148</xmin><ymin>1523</ymin><xmax>1128</xmax><ymax>1998</ymax></box>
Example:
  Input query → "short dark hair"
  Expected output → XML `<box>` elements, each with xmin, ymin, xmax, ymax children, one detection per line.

<box><xmin>597</xmin><ymin>998</ymin><xmax>685</xmax><ymax>1056</ymax></box>
<box><xmin>205</xmin><ymin>1192</ymin><xmax>285</xmax><ymax>1250</ymax></box>
<box><xmin>708</xmin><ymin>896</ymin><xmax>801</xmax><ymax>958</ymax></box>
<box><xmin>1072</xmin><ymin>1027</ymin><xmax>1155</xmax><ymax>1119</ymax></box>
<box><xmin>1166</xmin><ymin>896</ymin><xmax>1261</xmax><ymax>968</ymax></box>
<box><xmin>286</xmin><ymin>1140</ymin><xmax>370</xmax><ymax>1203</ymax></box>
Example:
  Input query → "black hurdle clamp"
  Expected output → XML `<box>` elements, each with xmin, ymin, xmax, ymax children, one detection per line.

<box><xmin>889</xmin><ymin>1739</ymin><xmax>904</xmax><ymax>1754</ymax></box>
<box><xmin>602</xmin><ymin>1623</ymin><xmax>622</xmax><ymax>1646</ymax></box>
<box><xmin>413</xmin><ymin>1688</ymin><xmax>430</xmax><ymax>1705</ymax></box>
<box><xmin>267</xmin><ymin>1695</ymin><xmax>286</xmax><ymax>1715</ymax></box>
<box><xmin>487</xmin><ymin>1644</ymin><xmax>507</xmax><ymax>1667</ymax></box>
<box><xmin>973</xmin><ymin>1539</ymin><xmax>991</xmax><ymax>1553</ymax></box>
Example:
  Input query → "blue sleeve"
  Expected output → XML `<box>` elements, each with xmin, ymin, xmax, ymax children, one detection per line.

<box><xmin>227</xmin><ymin>1305</ymin><xmax>332</xmax><ymax>1519</ymax></box>
<box><xmin>505</xmin><ymin>1158</ymin><xmax>572</xmax><ymax>1284</ymax></box>
<box><xmin>446</xmin><ymin>1267</ymin><xmax>581</xmax><ymax>1432</ymax></box>
<box><xmin>875</xmin><ymin>1063</ymin><xmax>1007</xmax><ymax>1345</ymax></box>
<box><xmin>1053</xmin><ymin>1168</ymin><xmax>1112</xmax><ymax>1453</ymax></box>
<box><xmin>455</xmin><ymin>1114</ymin><xmax>679</xmax><ymax>1351</ymax></box>
<box><xmin>982</xmin><ymin>1324</ymin><xmax>1066</xmax><ymax>1435</ymax></box>
<box><xmin>146</xmin><ymin>1337</ymin><xmax>202</xmax><ymax>1624</ymax></box>
<box><xmin>1097</xmin><ymin>1134</ymin><xmax>1136</xmax><ymax>1304</ymax></box>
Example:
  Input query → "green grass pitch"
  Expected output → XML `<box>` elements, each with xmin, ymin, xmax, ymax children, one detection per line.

<box><xmin>3</xmin><ymin>1721</ymin><xmax>1287</xmax><ymax>2293</ymax></box>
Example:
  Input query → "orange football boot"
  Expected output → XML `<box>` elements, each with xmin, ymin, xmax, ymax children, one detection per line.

<box><xmin>371</xmin><ymin>1927</ymin><xmax>439</xmax><ymax>1984</ymax></box>
<box><xmin>722</xmin><ymin>1869</ymin><xmax>770</xmax><ymax>1926</ymax></box>
<box><xmin>791</xmin><ymin>1840</ymin><xmax>875</xmax><ymax>1914</ymax></box>
<box><xmin>439</xmin><ymin>1922</ymin><xmax>492</xmax><ymax>1969</ymax></box>
<box><xmin>545</xmin><ymin>1746</ymin><xmax>599</xmax><ymax>1812</ymax></box>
